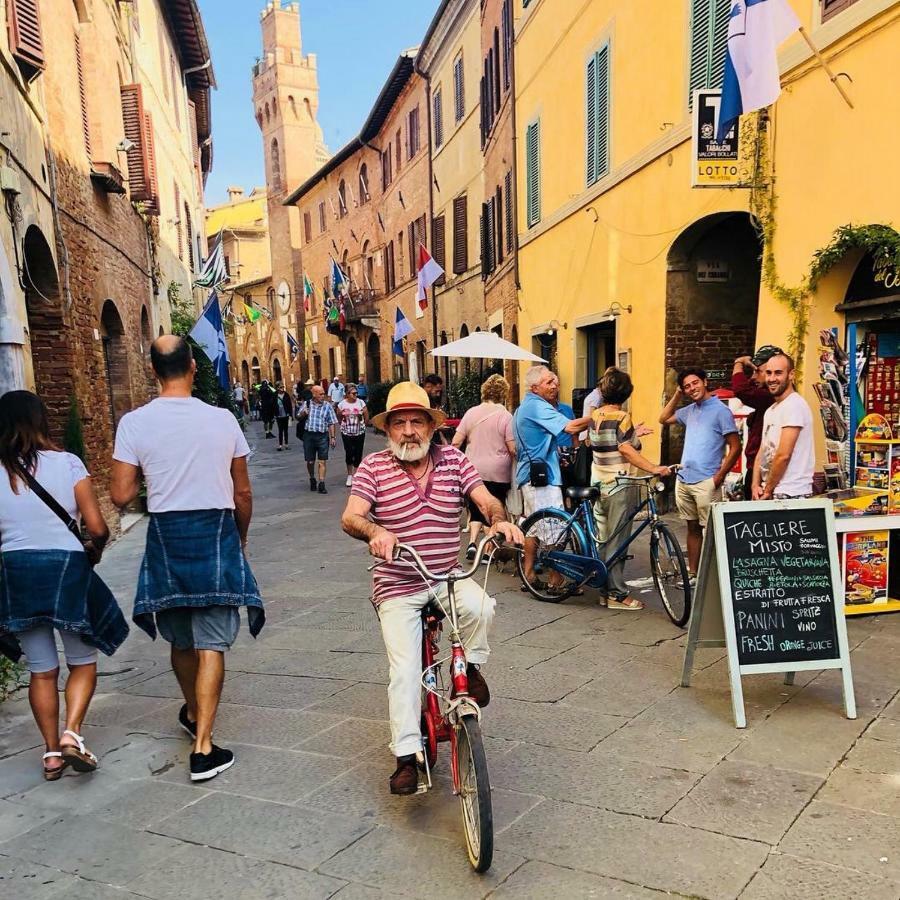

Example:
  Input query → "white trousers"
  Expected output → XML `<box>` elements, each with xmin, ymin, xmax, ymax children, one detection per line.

<box><xmin>377</xmin><ymin>579</ymin><xmax>496</xmax><ymax>757</ymax></box>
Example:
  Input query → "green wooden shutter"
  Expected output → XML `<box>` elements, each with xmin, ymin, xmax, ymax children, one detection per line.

<box><xmin>709</xmin><ymin>0</ymin><xmax>731</xmax><ymax>89</ymax></box>
<box><xmin>525</xmin><ymin>120</ymin><xmax>540</xmax><ymax>228</ymax></box>
<box><xmin>689</xmin><ymin>0</ymin><xmax>731</xmax><ymax>105</ymax></box>
<box><xmin>586</xmin><ymin>44</ymin><xmax>610</xmax><ymax>187</ymax></box>
<box><xmin>586</xmin><ymin>55</ymin><xmax>597</xmax><ymax>186</ymax></box>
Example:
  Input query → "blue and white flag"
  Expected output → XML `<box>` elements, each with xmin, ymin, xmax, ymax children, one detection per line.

<box><xmin>331</xmin><ymin>256</ymin><xmax>350</xmax><ymax>297</ymax></box>
<box><xmin>717</xmin><ymin>0</ymin><xmax>799</xmax><ymax>141</ymax></box>
<box><xmin>393</xmin><ymin>307</ymin><xmax>413</xmax><ymax>357</ymax></box>
<box><xmin>189</xmin><ymin>291</ymin><xmax>230</xmax><ymax>391</ymax></box>
<box><xmin>286</xmin><ymin>331</ymin><xmax>300</xmax><ymax>362</ymax></box>
<box><xmin>194</xmin><ymin>230</ymin><xmax>227</xmax><ymax>290</ymax></box>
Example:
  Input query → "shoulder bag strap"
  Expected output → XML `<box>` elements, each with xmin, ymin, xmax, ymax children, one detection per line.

<box><xmin>16</xmin><ymin>463</ymin><xmax>81</xmax><ymax>540</ymax></box>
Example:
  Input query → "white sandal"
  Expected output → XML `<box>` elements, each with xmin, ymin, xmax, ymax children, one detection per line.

<box><xmin>42</xmin><ymin>750</ymin><xmax>66</xmax><ymax>781</ymax></box>
<box><xmin>60</xmin><ymin>730</ymin><xmax>98</xmax><ymax>773</ymax></box>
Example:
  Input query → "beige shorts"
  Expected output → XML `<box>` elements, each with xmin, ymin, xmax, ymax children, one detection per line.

<box><xmin>521</xmin><ymin>484</ymin><xmax>564</xmax><ymax>519</ymax></box>
<box><xmin>675</xmin><ymin>478</ymin><xmax>716</xmax><ymax>527</ymax></box>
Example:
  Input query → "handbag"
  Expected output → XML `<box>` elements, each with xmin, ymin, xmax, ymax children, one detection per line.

<box><xmin>514</xmin><ymin>412</ymin><xmax>549</xmax><ymax>487</ymax></box>
<box><xmin>15</xmin><ymin>464</ymin><xmax>103</xmax><ymax>566</ymax></box>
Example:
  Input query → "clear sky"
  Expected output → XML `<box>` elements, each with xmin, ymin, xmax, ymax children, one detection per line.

<box><xmin>197</xmin><ymin>0</ymin><xmax>440</xmax><ymax>207</ymax></box>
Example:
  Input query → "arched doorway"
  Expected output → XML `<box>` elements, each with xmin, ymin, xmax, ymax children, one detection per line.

<box><xmin>346</xmin><ymin>336</ymin><xmax>359</xmax><ymax>382</ymax></box>
<box><xmin>241</xmin><ymin>360</ymin><xmax>250</xmax><ymax>393</ymax></box>
<box><xmin>366</xmin><ymin>333</ymin><xmax>381</xmax><ymax>382</ymax></box>
<box><xmin>663</xmin><ymin>212</ymin><xmax>762</xmax><ymax>463</ymax></box>
<box><xmin>459</xmin><ymin>324</ymin><xmax>470</xmax><ymax>375</ymax></box>
<box><xmin>100</xmin><ymin>300</ymin><xmax>132</xmax><ymax>429</ymax></box>
<box><xmin>251</xmin><ymin>355</ymin><xmax>261</xmax><ymax>384</ymax></box>
<box><xmin>272</xmin><ymin>356</ymin><xmax>283</xmax><ymax>385</ymax></box>
<box><xmin>22</xmin><ymin>226</ymin><xmax>68</xmax><ymax>437</ymax></box>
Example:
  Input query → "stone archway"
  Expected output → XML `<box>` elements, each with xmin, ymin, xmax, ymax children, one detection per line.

<box><xmin>241</xmin><ymin>360</ymin><xmax>250</xmax><ymax>393</ymax></box>
<box><xmin>346</xmin><ymin>336</ymin><xmax>359</xmax><ymax>382</ymax></box>
<box><xmin>100</xmin><ymin>300</ymin><xmax>132</xmax><ymax>429</ymax></box>
<box><xmin>272</xmin><ymin>356</ymin><xmax>283</xmax><ymax>385</ymax></box>
<box><xmin>366</xmin><ymin>333</ymin><xmax>381</xmax><ymax>383</ymax></box>
<box><xmin>22</xmin><ymin>226</ymin><xmax>69</xmax><ymax>439</ymax></box>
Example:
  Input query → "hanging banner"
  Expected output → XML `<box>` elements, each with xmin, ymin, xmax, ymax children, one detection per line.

<box><xmin>691</xmin><ymin>89</ymin><xmax>749</xmax><ymax>189</ymax></box>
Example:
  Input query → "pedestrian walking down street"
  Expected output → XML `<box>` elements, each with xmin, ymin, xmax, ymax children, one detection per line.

<box><xmin>274</xmin><ymin>382</ymin><xmax>294</xmax><ymax>450</ymax></box>
<box><xmin>111</xmin><ymin>336</ymin><xmax>264</xmax><ymax>783</ymax></box>
<box><xmin>258</xmin><ymin>379</ymin><xmax>277</xmax><ymax>438</ymax></box>
<box><xmin>0</xmin><ymin>392</ymin><xmax>127</xmax><ymax>780</ymax></box>
<box><xmin>232</xmin><ymin>381</ymin><xmax>248</xmax><ymax>420</ymax></box>
<box><xmin>337</xmin><ymin>384</ymin><xmax>368</xmax><ymax>486</ymax></box>
<box><xmin>298</xmin><ymin>384</ymin><xmax>337</xmax><ymax>493</ymax></box>
<box><xmin>732</xmin><ymin>346</ymin><xmax>779</xmax><ymax>498</ymax></box>
<box><xmin>328</xmin><ymin>374</ymin><xmax>346</xmax><ymax>406</ymax></box>
<box><xmin>753</xmin><ymin>352</ymin><xmax>815</xmax><ymax>500</ymax></box>
<box><xmin>588</xmin><ymin>369</ymin><xmax>672</xmax><ymax>611</ymax></box>
<box><xmin>515</xmin><ymin>366</ymin><xmax>592</xmax><ymax>593</ymax></box>
<box><xmin>452</xmin><ymin>374</ymin><xmax>517</xmax><ymax>559</ymax></box>
<box><xmin>341</xmin><ymin>382</ymin><xmax>523</xmax><ymax>795</ymax></box>
<box><xmin>660</xmin><ymin>368</ymin><xmax>742</xmax><ymax>578</ymax></box>
<box><xmin>249</xmin><ymin>386</ymin><xmax>260</xmax><ymax>421</ymax></box>
<box><xmin>355</xmin><ymin>374</ymin><xmax>369</xmax><ymax>402</ymax></box>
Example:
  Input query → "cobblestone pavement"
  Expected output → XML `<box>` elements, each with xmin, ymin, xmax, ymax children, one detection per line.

<box><xmin>3</xmin><ymin>426</ymin><xmax>900</xmax><ymax>899</ymax></box>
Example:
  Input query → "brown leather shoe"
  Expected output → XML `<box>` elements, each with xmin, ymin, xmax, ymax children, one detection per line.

<box><xmin>466</xmin><ymin>664</ymin><xmax>490</xmax><ymax>707</ymax></box>
<box><xmin>389</xmin><ymin>755</ymin><xmax>419</xmax><ymax>795</ymax></box>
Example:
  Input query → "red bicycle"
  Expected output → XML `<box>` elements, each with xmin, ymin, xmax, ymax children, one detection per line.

<box><xmin>370</xmin><ymin>535</ymin><xmax>503</xmax><ymax>872</ymax></box>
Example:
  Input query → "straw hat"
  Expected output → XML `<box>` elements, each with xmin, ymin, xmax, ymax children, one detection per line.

<box><xmin>304</xmin><ymin>377</ymin><xmax>315</xmax><ymax>386</ymax></box>
<box><xmin>371</xmin><ymin>381</ymin><xmax>447</xmax><ymax>431</ymax></box>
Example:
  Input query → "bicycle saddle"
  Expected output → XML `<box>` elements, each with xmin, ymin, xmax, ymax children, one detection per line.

<box><xmin>564</xmin><ymin>485</ymin><xmax>601</xmax><ymax>501</ymax></box>
<box><xmin>421</xmin><ymin>601</ymin><xmax>446</xmax><ymax>622</ymax></box>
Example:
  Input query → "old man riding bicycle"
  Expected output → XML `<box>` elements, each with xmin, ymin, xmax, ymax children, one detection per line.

<box><xmin>341</xmin><ymin>382</ymin><xmax>523</xmax><ymax>795</ymax></box>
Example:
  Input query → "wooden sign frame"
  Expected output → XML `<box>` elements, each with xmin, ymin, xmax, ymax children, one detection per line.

<box><xmin>681</xmin><ymin>499</ymin><xmax>857</xmax><ymax>728</ymax></box>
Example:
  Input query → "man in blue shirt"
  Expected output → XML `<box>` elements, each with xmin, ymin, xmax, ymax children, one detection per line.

<box><xmin>515</xmin><ymin>366</ymin><xmax>592</xmax><ymax>587</ymax></box>
<box><xmin>355</xmin><ymin>374</ymin><xmax>368</xmax><ymax>402</ymax></box>
<box><xmin>660</xmin><ymin>368</ymin><xmax>741</xmax><ymax>577</ymax></box>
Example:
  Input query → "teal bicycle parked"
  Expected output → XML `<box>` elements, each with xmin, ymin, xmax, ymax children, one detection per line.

<box><xmin>517</xmin><ymin>472</ymin><xmax>692</xmax><ymax>627</ymax></box>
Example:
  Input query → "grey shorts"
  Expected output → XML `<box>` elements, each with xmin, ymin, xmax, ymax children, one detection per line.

<box><xmin>15</xmin><ymin>626</ymin><xmax>98</xmax><ymax>673</ymax></box>
<box><xmin>155</xmin><ymin>606</ymin><xmax>240</xmax><ymax>651</ymax></box>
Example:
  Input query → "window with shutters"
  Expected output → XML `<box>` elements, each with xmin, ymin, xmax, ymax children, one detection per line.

<box><xmin>303</xmin><ymin>211</ymin><xmax>312</xmax><ymax>243</ymax></box>
<box><xmin>338</xmin><ymin>179</ymin><xmax>347</xmax><ymax>217</ymax></box>
<box><xmin>9</xmin><ymin>0</ymin><xmax>45</xmax><ymax>81</ymax></box>
<box><xmin>454</xmin><ymin>53</ymin><xmax>465</xmax><ymax>122</ymax></box>
<box><xmin>358</xmin><ymin>164</ymin><xmax>370</xmax><ymax>203</ymax></box>
<box><xmin>407</xmin><ymin>106</ymin><xmax>420</xmax><ymax>159</ymax></box>
<box><xmin>174</xmin><ymin>183</ymin><xmax>183</xmax><ymax>260</ymax></box>
<box><xmin>502</xmin><ymin>0</ymin><xmax>512</xmax><ymax>91</ymax></box>
<box><xmin>170</xmin><ymin>54</ymin><xmax>180</xmax><ymax>129</ymax></box>
<box><xmin>432</xmin><ymin>215</ymin><xmax>446</xmax><ymax>286</ymax></box>
<box><xmin>143</xmin><ymin>113</ymin><xmax>160</xmax><ymax>214</ymax></box>
<box><xmin>504</xmin><ymin>170</ymin><xmax>513</xmax><ymax>253</ymax></box>
<box><xmin>121</xmin><ymin>84</ymin><xmax>156</xmax><ymax>206</ymax></box>
<box><xmin>188</xmin><ymin>99</ymin><xmax>200</xmax><ymax>170</ymax></box>
<box><xmin>381</xmin><ymin>147</ymin><xmax>392</xmax><ymax>190</ymax></box>
<box><xmin>496</xmin><ymin>186</ymin><xmax>504</xmax><ymax>264</ymax></box>
<box><xmin>318</xmin><ymin>201</ymin><xmax>326</xmax><ymax>233</ymax></box>
<box><xmin>74</xmin><ymin>31</ymin><xmax>91</xmax><ymax>159</ymax></box>
<box><xmin>271</xmin><ymin>139</ymin><xmax>282</xmax><ymax>192</ymax></box>
<box><xmin>493</xmin><ymin>29</ymin><xmax>501</xmax><ymax>110</ymax></box>
<box><xmin>410</xmin><ymin>215</ymin><xmax>426</xmax><ymax>279</ymax></box>
<box><xmin>395</xmin><ymin>130</ymin><xmax>402</xmax><ymax>171</ymax></box>
<box><xmin>433</xmin><ymin>87</ymin><xmax>444</xmax><ymax>148</ymax></box>
<box><xmin>586</xmin><ymin>42</ymin><xmax>611</xmax><ymax>187</ymax></box>
<box><xmin>821</xmin><ymin>0</ymin><xmax>860</xmax><ymax>21</ymax></box>
<box><xmin>408</xmin><ymin>222</ymin><xmax>416</xmax><ymax>279</ymax></box>
<box><xmin>525</xmin><ymin>119</ymin><xmax>540</xmax><ymax>228</ymax></box>
<box><xmin>385</xmin><ymin>241</ymin><xmax>396</xmax><ymax>293</ymax></box>
<box><xmin>481</xmin><ymin>199</ymin><xmax>496</xmax><ymax>277</ymax></box>
<box><xmin>453</xmin><ymin>195</ymin><xmax>468</xmax><ymax>275</ymax></box>
<box><xmin>184</xmin><ymin>204</ymin><xmax>194</xmax><ymax>271</ymax></box>
<box><xmin>688</xmin><ymin>0</ymin><xmax>731</xmax><ymax>106</ymax></box>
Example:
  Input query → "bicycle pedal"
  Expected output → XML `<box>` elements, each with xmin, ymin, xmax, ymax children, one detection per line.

<box><xmin>416</xmin><ymin>779</ymin><xmax>429</xmax><ymax>794</ymax></box>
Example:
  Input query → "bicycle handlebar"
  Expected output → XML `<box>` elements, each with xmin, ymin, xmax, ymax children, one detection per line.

<box><xmin>367</xmin><ymin>534</ymin><xmax>513</xmax><ymax>581</ymax></box>
<box><xmin>614</xmin><ymin>464</ymin><xmax>680</xmax><ymax>491</ymax></box>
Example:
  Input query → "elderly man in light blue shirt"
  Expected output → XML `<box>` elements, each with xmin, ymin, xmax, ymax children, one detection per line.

<box><xmin>514</xmin><ymin>366</ymin><xmax>592</xmax><ymax>588</ymax></box>
<box><xmin>660</xmin><ymin>367</ymin><xmax>741</xmax><ymax>578</ymax></box>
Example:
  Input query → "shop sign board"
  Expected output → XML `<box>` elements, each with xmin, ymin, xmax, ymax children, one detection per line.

<box><xmin>691</xmin><ymin>89</ymin><xmax>748</xmax><ymax>189</ymax></box>
<box><xmin>681</xmin><ymin>499</ymin><xmax>856</xmax><ymax>727</ymax></box>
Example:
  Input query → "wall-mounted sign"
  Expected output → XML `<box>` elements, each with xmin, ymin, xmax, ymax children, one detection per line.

<box><xmin>691</xmin><ymin>89</ymin><xmax>748</xmax><ymax>189</ymax></box>
<box><xmin>696</xmin><ymin>259</ymin><xmax>730</xmax><ymax>283</ymax></box>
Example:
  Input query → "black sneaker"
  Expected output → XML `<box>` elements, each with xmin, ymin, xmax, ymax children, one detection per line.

<box><xmin>465</xmin><ymin>542</ymin><xmax>477</xmax><ymax>560</ymax></box>
<box><xmin>189</xmin><ymin>745</ymin><xmax>234</xmax><ymax>782</ymax></box>
<box><xmin>318</xmin><ymin>482</ymin><xmax>328</xmax><ymax>494</ymax></box>
<box><xmin>178</xmin><ymin>704</ymin><xmax>197</xmax><ymax>740</ymax></box>
<box><xmin>309</xmin><ymin>477</ymin><xmax>317</xmax><ymax>491</ymax></box>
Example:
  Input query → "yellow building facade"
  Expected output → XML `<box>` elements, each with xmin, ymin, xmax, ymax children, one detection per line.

<box><xmin>515</xmin><ymin>0</ymin><xmax>900</xmax><ymax>464</ymax></box>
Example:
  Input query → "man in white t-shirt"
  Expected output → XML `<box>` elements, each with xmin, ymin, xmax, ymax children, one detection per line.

<box><xmin>328</xmin><ymin>374</ymin><xmax>346</xmax><ymax>405</ymax></box>
<box><xmin>111</xmin><ymin>336</ymin><xmax>264</xmax><ymax>783</ymax></box>
<box><xmin>752</xmin><ymin>352</ymin><xmax>815</xmax><ymax>500</ymax></box>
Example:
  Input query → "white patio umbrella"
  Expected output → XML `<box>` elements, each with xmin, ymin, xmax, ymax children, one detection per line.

<box><xmin>429</xmin><ymin>330</ymin><xmax>546</xmax><ymax>362</ymax></box>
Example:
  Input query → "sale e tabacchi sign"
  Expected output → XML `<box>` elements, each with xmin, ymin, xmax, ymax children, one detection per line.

<box><xmin>691</xmin><ymin>89</ymin><xmax>750</xmax><ymax>189</ymax></box>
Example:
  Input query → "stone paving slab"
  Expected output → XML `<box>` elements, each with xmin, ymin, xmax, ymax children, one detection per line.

<box><xmin>818</xmin><ymin>765</ymin><xmax>900</xmax><ymax>818</ymax></box>
<box><xmin>0</xmin><ymin>797</ymin><xmax>57</xmax><ymax>842</ymax></box>
<box><xmin>488</xmin><ymin>860</ymin><xmax>668</xmax><ymax>899</ymax></box>
<box><xmin>739</xmin><ymin>852</ymin><xmax>900</xmax><ymax>900</ymax></box>
<box><xmin>0</xmin><ymin>855</ymin><xmax>79</xmax><ymax>900</ymax></box>
<box><xmin>151</xmin><ymin>791</ymin><xmax>371</xmax><ymax>870</ymax></box>
<box><xmin>664</xmin><ymin>760</ymin><xmax>822</xmax><ymax>844</ymax></box>
<box><xmin>841</xmin><ymin>734</ymin><xmax>900</xmax><ymax>774</ymax></box>
<box><xmin>44</xmin><ymin>880</ymin><xmax>152</xmax><ymax>900</ymax></box>
<box><xmin>216</xmin><ymin>672</ymin><xmax>355</xmax><ymax>710</ymax></box>
<box><xmin>293</xmin><ymin>716</ymin><xmax>391</xmax><ymax>757</ymax></box>
<box><xmin>500</xmin><ymin>798</ymin><xmax>769</xmax><ymax>899</ymax></box>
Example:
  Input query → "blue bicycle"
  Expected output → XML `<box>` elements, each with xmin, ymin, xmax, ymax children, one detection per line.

<box><xmin>517</xmin><ymin>473</ymin><xmax>692</xmax><ymax>626</ymax></box>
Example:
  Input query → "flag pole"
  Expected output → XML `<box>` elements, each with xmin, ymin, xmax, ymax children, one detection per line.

<box><xmin>797</xmin><ymin>26</ymin><xmax>853</xmax><ymax>108</ymax></box>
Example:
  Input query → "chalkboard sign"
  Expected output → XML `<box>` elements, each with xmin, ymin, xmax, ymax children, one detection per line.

<box><xmin>682</xmin><ymin>499</ymin><xmax>856</xmax><ymax>728</ymax></box>
<box><xmin>723</xmin><ymin>506</ymin><xmax>839</xmax><ymax>666</ymax></box>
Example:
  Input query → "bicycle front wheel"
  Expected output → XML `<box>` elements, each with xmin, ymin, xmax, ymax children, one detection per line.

<box><xmin>517</xmin><ymin>508</ymin><xmax>583</xmax><ymax>602</ymax></box>
<box><xmin>454</xmin><ymin>715</ymin><xmax>493</xmax><ymax>873</ymax></box>
<box><xmin>650</xmin><ymin>522</ymin><xmax>691</xmax><ymax>627</ymax></box>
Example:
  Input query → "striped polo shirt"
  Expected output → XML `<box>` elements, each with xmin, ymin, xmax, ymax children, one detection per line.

<box><xmin>351</xmin><ymin>445</ymin><xmax>483</xmax><ymax>606</ymax></box>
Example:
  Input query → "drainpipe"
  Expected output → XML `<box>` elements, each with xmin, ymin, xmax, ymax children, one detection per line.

<box><xmin>509</xmin><ymin>8</ymin><xmax>521</xmax><ymax>294</ymax></box>
<box><xmin>413</xmin><ymin>58</ymin><xmax>439</xmax><ymax>374</ymax></box>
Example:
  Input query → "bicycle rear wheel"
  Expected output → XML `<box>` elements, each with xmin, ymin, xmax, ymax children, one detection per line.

<box><xmin>454</xmin><ymin>715</ymin><xmax>493</xmax><ymax>873</ymax></box>
<box><xmin>650</xmin><ymin>522</ymin><xmax>691</xmax><ymax>627</ymax></box>
<box><xmin>517</xmin><ymin>509</ymin><xmax>582</xmax><ymax>603</ymax></box>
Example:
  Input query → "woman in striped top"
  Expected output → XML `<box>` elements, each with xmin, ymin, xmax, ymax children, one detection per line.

<box><xmin>589</xmin><ymin>368</ymin><xmax>672</xmax><ymax>611</ymax></box>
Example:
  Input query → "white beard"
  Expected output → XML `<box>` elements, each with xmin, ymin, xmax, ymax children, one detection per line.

<box><xmin>388</xmin><ymin>438</ymin><xmax>430</xmax><ymax>462</ymax></box>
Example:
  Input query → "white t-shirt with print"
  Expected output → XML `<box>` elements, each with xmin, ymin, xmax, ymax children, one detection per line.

<box><xmin>113</xmin><ymin>397</ymin><xmax>250</xmax><ymax>513</ymax></box>
<box><xmin>759</xmin><ymin>391</ymin><xmax>815</xmax><ymax>497</ymax></box>
<box><xmin>0</xmin><ymin>451</ymin><xmax>89</xmax><ymax>552</ymax></box>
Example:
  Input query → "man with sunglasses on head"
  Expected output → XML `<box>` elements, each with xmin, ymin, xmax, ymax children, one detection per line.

<box><xmin>732</xmin><ymin>345</ymin><xmax>780</xmax><ymax>499</ymax></box>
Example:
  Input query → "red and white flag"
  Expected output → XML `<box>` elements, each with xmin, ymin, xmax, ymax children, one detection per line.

<box><xmin>416</xmin><ymin>244</ymin><xmax>444</xmax><ymax>310</ymax></box>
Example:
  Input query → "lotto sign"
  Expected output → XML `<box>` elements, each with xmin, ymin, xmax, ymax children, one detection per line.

<box><xmin>691</xmin><ymin>89</ymin><xmax>748</xmax><ymax>188</ymax></box>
